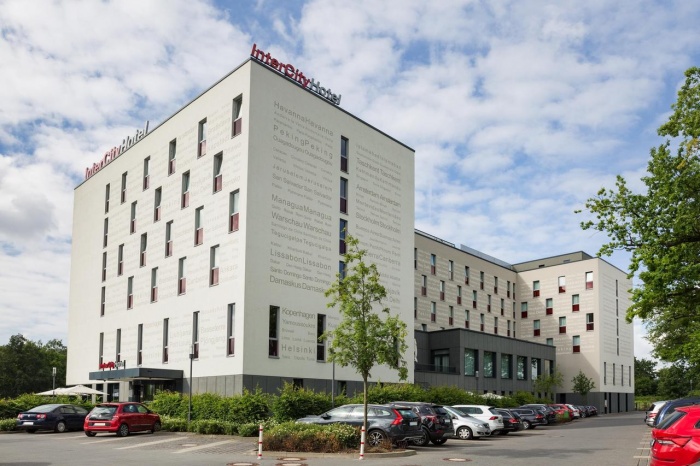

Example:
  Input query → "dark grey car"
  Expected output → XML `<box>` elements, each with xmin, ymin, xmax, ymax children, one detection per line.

<box><xmin>297</xmin><ymin>403</ymin><xmax>422</xmax><ymax>446</ymax></box>
<box><xmin>16</xmin><ymin>404</ymin><xmax>89</xmax><ymax>433</ymax></box>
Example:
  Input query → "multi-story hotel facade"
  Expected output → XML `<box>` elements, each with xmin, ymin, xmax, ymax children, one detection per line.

<box><xmin>67</xmin><ymin>50</ymin><xmax>415</xmax><ymax>401</ymax></box>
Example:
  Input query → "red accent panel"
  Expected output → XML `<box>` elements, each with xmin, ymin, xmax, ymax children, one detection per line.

<box><xmin>534</xmin><ymin>329</ymin><xmax>540</xmax><ymax>336</ymax></box>
<box><xmin>559</xmin><ymin>326</ymin><xmax>567</xmax><ymax>334</ymax></box>
<box><xmin>151</xmin><ymin>287</ymin><xmax>158</xmax><ymax>302</ymax></box>
<box><xmin>211</xmin><ymin>267</ymin><xmax>219</xmax><ymax>285</ymax></box>
<box><xmin>179</xmin><ymin>278</ymin><xmax>186</xmax><ymax>295</ymax></box>
<box><xmin>214</xmin><ymin>174</ymin><xmax>222</xmax><ymax>192</ymax></box>
<box><xmin>169</xmin><ymin>159</ymin><xmax>176</xmax><ymax>175</ymax></box>
<box><xmin>572</xmin><ymin>304</ymin><xmax>580</xmax><ymax>312</ymax></box>
<box><xmin>232</xmin><ymin>118</ymin><xmax>243</xmax><ymax>137</ymax></box>
<box><xmin>195</xmin><ymin>228</ymin><xmax>203</xmax><ymax>246</ymax></box>
<box><xmin>182</xmin><ymin>191</ymin><xmax>189</xmax><ymax>208</ymax></box>
<box><xmin>230</xmin><ymin>212</ymin><xmax>239</xmax><ymax>232</ymax></box>
<box><xmin>533</xmin><ymin>290</ymin><xmax>540</xmax><ymax>297</ymax></box>
<box><xmin>587</xmin><ymin>323</ymin><xmax>594</xmax><ymax>331</ymax></box>
<box><xmin>143</xmin><ymin>176</ymin><xmax>149</xmax><ymax>190</ymax></box>
<box><xmin>199</xmin><ymin>140</ymin><xmax>207</xmax><ymax>157</ymax></box>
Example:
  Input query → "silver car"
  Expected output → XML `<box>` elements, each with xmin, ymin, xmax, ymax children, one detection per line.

<box><xmin>444</xmin><ymin>405</ymin><xmax>492</xmax><ymax>440</ymax></box>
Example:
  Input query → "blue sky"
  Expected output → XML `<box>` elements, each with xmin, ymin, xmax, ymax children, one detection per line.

<box><xmin>1</xmin><ymin>0</ymin><xmax>698</xmax><ymax>362</ymax></box>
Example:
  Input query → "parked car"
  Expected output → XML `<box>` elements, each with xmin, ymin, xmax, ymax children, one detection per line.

<box><xmin>495</xmin><ymin>408</ymin><xmax>524</xmax><ymax>434</ymax></box>
<box><xmin>654</xmin><ymin>398</ymin><xmax>700</xmax><ymax>427</ymax></box>
<box><xmin>388</xmin><ymin>401</ymin><xmax>453</xmax><ymax>446</ymax></box>
<box><xmin>646</xmin><ymin>401</ymin><xmax>668</xmax><ymax>427</ymax></box>
<box><xmin>453</xmin><ymin>405</ymin><xmax>505</xmax><ymax>434</ymax></box>
<box><xmin>84</xmin><ymin>402</ymin><xmax>161</xmax><ymax>437</ymax></box>
<box><xmin>16</xmin><ymin>404</ymin><xmax>89</xmax><ymax>433</ymax></box>
<box><xmin>650</xmin><ymin>405</ymin><xmax>700</xmax><ymax>466</ymax></box>
<box><xmin>297</xmin><ymin>403</ymin><xmax>422</xmax><ymax>447</ymax></box>
<box><xmin>509</xmin><ymin>408</ymin><xmax>547</xmax><ymax>429</ymax></box>
<box><xmin>521</xmin><ymin>404</ymin><xmax>557</xmax><ymax>424</ymax></box>
<box><xmin>443</xmin><ymin>405</ymin><xmax>491</xmax><ymax>440</ymax></box>
<box><xmin>548</xmin><ymin>403</ymin><xmax>573</xmax><ymax>419</ymax></box>
<box><xmin>565</xmin><ymin>404</ymin><xmax>581</xmax><ymax>419</ymax></box>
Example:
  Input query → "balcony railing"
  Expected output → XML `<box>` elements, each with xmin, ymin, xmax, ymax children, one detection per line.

<box><xmin>415</xmin><ymin>363</ymin><xmax>458</xmax><ymax>374</ymax></box>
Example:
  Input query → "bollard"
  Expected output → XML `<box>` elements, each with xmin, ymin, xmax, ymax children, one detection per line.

<box><xmin>359</xmin><ymin>425</ymin><xmax>365</xmax><ymax>460</ymax></box>
<box><xmin>257</xmin><ymin>423</ymin><xmax>263</xmax><ymax>460</ymax></box>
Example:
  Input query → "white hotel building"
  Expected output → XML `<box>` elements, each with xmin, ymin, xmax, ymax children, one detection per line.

<box><xmin>68</xmin><ymin>47</ymin><xmax>634</xmax><ymax>412</ymax></box>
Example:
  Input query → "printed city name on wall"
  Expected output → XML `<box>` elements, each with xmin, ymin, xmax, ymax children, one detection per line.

<box><xmin>85</xmin><ymin>122</ymin><xmax>150</xmax><ymax>180</ymax></box>
<box><xmin>251</xmin><ymin>43</ymin><xmax>342</xmax><ymax>106</ymax></box>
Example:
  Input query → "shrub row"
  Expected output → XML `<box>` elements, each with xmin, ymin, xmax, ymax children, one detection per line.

<box><xmin>0</xmin><ymin>393</ymin><xmax>94</xmax><ymax>419</ymax></box>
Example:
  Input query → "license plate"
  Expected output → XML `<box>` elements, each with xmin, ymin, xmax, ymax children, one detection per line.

<box><xmin>94</xmin><ymin>422</ymin><xmax>107</xmax><ymax>426</ymax></box>
<box><xmin>23</xmin><ymin>421</ymin><xmax>34</xmax><ymax>425</ymax></box>
<box><xmin>410</xmin><ymin>421</ymin><xmax>418</xmax><ymax>426</ymax></box>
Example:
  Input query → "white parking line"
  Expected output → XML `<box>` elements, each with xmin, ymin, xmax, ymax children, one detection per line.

<box><xmin>81</xmin><ymin>437</ymin><xmax>127</xmax><ymax>444</ymax></box>
<box><xmin>116</xmin><ymin>437</ymin><xmax>182</xmax><ymax>450</ymax></box>
<box><xmin>173</xmin><ymin>440</ymin><xmax>234</xmax><ymax>454</ymax></box>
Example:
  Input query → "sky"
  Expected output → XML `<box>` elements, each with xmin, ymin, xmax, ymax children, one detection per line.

<box><xmin>1</xmin><ymin>0</ymin><xmax>698</xmax><ymax>364</ymax></box>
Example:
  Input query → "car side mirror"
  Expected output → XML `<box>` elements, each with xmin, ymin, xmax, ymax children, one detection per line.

<box><xmin>321</xmin><ymin>414</ymin><xmax>331</xmax><ymax>419</ymax></box>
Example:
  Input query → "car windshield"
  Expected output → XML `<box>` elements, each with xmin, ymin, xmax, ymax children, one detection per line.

<box><xmin>657</xmin><ymin>410</ymin><xmax>686</xmax><ymax>430</ymax></box>
<box><xmin>488</xmin><ymin>408</ymin><xmax>500</xmax><ymax>415</ymax></box>
<box><xmin>29</xmin><ymin>405</ymin><xmax>60</xmax><ymax>413</ymax></box>
<box><xmin>92</xmin><ymin>406</ymin><xmax>117</xmax><ymax>416</ymax></box>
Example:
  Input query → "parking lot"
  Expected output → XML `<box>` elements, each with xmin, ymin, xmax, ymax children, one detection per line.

<box><xmin>0</xmin><ymin>412</ymin><xmax>651</xmax><ymax>466</ymax></box>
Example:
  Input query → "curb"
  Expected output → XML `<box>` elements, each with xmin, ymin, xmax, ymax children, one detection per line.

<box><xmin>247</xmin><ymin>449</ymin><xmax>417</xmax><ymax>458</ymax></box>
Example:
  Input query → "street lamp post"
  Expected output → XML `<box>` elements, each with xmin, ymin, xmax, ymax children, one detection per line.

<box><xmin>475</xmin><ymin>370</ymin><xmax>479</xmax><ymax>394</ymax></box>
<box><xmin>52</xmin><ymin>367</ymin><xmax>56</xmax><ymax>397</ymax></box>
<box><xmin>188</xmin><ymin>345</ymin><xmax>194</xmax><ymax>426</ymax></box>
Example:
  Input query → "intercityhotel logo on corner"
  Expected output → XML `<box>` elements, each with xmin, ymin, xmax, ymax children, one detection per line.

<box><xmin>84</xmin><ymin>121</ymin><xmax>149</xmax><ymax>180</ymax></box>
<box><xmin>251</xmin><ymin>43</ymin><xmax>342</xmax><ymax>106</ymax></box>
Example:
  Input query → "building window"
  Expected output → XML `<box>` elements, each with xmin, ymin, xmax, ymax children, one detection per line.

<box><xmin>483</xmin><ymin>351</ymin><xmax>495</xmax><ymax>377</ymax></box>
<box><xmin>103</xmin><ymin>218</ymin><xmax>109</xmax><ymax>248</ymax></box>
<box><xmin>501</xmin><ymin>354</ymin><xmax>512</xmax><ymax>379</ymax></box>
<box><xmin>449</xmin><ymin>306</ymin><xmax>454</xmax><ymax>326</ymax></box>
<box><xmin>439</xmin><ymin>281</ymin><xmax>445</xmax><ymax>300</ymax></box>
<box><xmin>99</xmin><ymin>332</ymin><xmax>104</xmax><ymax>366</ymax></box>
<box><xmin>448</xmin><ymin>260</ymin><xmax>454</xmax><ymax>280</ymax></box>
<box><xmin>116</xmin><ymin>328</ymin><xmax>121</xmax><ymax>362</ymax></box>
<box><xmin>531</xmin><ymin>358</ymin><xmax>541</xmax><ymax>380</ymax></box>
<box><xmin>546</xmin><ymin>337</ymin><xmax>553</xmax><ymax>346</ymax></box>
<box><xmin>494</xmin><ymin>276</ymin><xmax>498</xmax><ymax>294</ymax></box>
<box><xmin>269</xmin><ymin>305</ymin><xmax>279</xmax><ymax>357</ymax></box>
<box><xmin>457</xmin><ymin>285</ymin><xmax>462</xmax><ymax>305</ymax></box>
<box><xmin>517</xmin><ymin>356</ymin><xmax>527</xmax><ymax>380</ymax></box>
<box><xmin>168</xmin><ymin>139</ymin><xmax>177</xmax><ymax>175</ymax></box>
<box><xmin>137</xmin><ymin>323</ymin><xmax>143</xmax><ymax>366</ymax></box>
<box><xmin>421</xmin><ymin>275</ymin><xmax>427</xmax><ymax>296</ymax></box>
<box><xmin>340</xmin><ymin>136</ymin><xmax>348</xmax><ymax>172</ymax></box>
<box><xmin>480</xmin><ymin>313</ymin><xmax>485</xmax><ymax>332</ymax></box>
<box><xmin>414</xmin><ymin>297</ymin><xmax>417</xmax><ymax>319</ymax></box>
<box><xmin>414</xmin><ymin>248</ymin><xmax>417</xmax><ymax>269</ymax></box>
<box><xmin>151</xmin><ymin>267</ymin><xmax>158</xmax><ymax>303</ymax></box>
<box><xmin>573</xmin><ymin>335</ymin><xmax>581</xmax><ymax>353</ymax></box>
<box><xmin>559</xmin><ymin>316</ymin><xmax>567</xmax><ymax>334</ymax></box>
<box><xmin>500</xmin><ymin>298</ymin><xmax>505</xmax><ymax>316</ymax></box>
<box><xmin>430</xmin><ymin>302</ymin><xmax>436</xmax><ymax>322</ymax></box>
<box><xmin>129</xmin><ymin>201</ymin><xmax>137</xmax><ymax>234</ymax></box>
<box><xmin>165</xmin><ymin>221</ymin><xmax>173</xmax><ymax>257</ymax></box>
<box><xmin>105</xmin><ymin>184</ymin><xmax>110</xmax><ymax>213</ymax></box>
<box><xmin>232</xmin><ymin>95</ymin><xmax>243</xmax><ymax>137</ymax></box>
<box><xmin>629</xmin><ymin>366</ymin><xmax>631</xmax><ymax>387</ymax></box>
<box><xmin>194</xmin><ymin>206</ymin><xmax>204</xmax><ymax>246</ymax></box>
<box><xmin>340</xmin><ymin>177</ymin><xmax>348</xmax><ymax>213</ymax></box>
<box><xmin>464</xmin><ymin>266</ymin><xmax>470</xmax><ymax>285</ymax></box>
<box><xmin>100</xmin><ymin>286</ymin><xmax>105</xmax><ymax>316</ymax></box>
<box><xmin>507</xmin><ymin>280</ymin><xmax>511</xmax><ymax>298</ymax></box>
<box><xmin>210</xmin><ymin>245</ymin><xmax>219</xmax><ymax>286</ymax></box>
<box><xmin>181</xmin><ymin>172</ymin><xmax>190</xmax><ymax>208</ymax></box>
<box><xmin>339</xmin><ymin>261</ymin><xmax>346</xmax><ymax>280</ymax></box>
<box><xmin>533</xmin><ymin>319</ymin><xmax>540</xmax><ymax>337</ymax></box>
<box><xmin>533</xmin><ymin>280</ymin><xmax>540</xmax><ymax>297</ymax></box>
<box><xmin>198</xmin><ymin>118</ymin><xmax>207</xmax><ymax>158</ymax></box>
<box><xmin>480</xmin><ymin>271</ymin><xmax>484</xmax><ymax>290</ymax></box>
<box><xmin>213</xmin><ymin>152</ymin><xmax>223</xmax><ymax>192</ymax></box>
<box><xmin>464</xmin><ymin>310</ymin><xmax>469</xmax><ymax>329</ymax></box>
<box><xmin>162</xmin><ymin>318</ymin><xmax>169</xmax><ymax>363</ymax></box>
<box><xmin>430</xmin><ymin>254</ymin><xmax>436</xmax><ymax>274</ymax></box>
<box><xmin>317</xmin><ymin>314</ymin><xmax>326</xmax><ymax>361</ymax></box>
<box><xmin>494</xmin><ymin>316</ymin><xmax>498</xmax><ymax>334</ymax></box>
<box><xmin>545</xmin><ymin>298</ymin><xmax>553</xmax><ymax>315</ymax></box>
<box><xmin>586</xmin><ymin>313</ymin><xmax>594</xmax><ymax>331</ymax></box>
<box><xmin>432</xmin><ymin>349</ymin><xmax>450</xmax><ymax>372</ymax></box>
<box><xmin>621</xmin><ymin>364</ymin><xmax>624</xmax><ymax>385</ymax></box>
<box><xmin>229</xmin><ymin>190</ymin><xmax>240</xmax><ymax>232</ymax></box>
<box><xmin>558</xmin><ymin>276</ymin><xmax>566</xmax><ymax>293</ymax></box>
<box><xmin>473</xmin><ymin>290</ymin><xmax>478</xmax><ymax>309</ymax></box>
<box><xmin>140</xmin><ymin>233</ymin><xmax>147</xmax><ymax>267</ymax></box>
<box><xmin>507</xmin><ymin>319</ymin><xmax>511</xmax><ymax>337</ymax></box>
<box><xmin>521</xmin><ymin>302</ymin><xmax>528</xmax><ymax>319</ymax></box>
<box><xmin>143</xmin><ymin>156</ymin><xmax>150</xmax><ymax>190</ymax></box>
<box><xmin>127</xmin><ymin>276</ymin><xmax>133</xmax><ymax>309</ymax></box>
<box><xmin>178</xmin><ymin>257</ymin><xmax>186</xmax><ymax>295</ymax></box>
<box><xmin>464</xmin><ymin>349</ymin><xmax>477</xmax><ymax>376</ymax></box>
<box><xmin>227</xmin><ymin>303</ymin><xmax>235</xmax><ymax>356</ymax></box>
<box><xmin>572</xmin><ymin>294</ymin><xmax>580</xmax><ymax>312</ymax></box>
<box><xmin>117</xmin><ymin>244</ymin><xmax>124</xmax><ymax>276</ymax></box>
<box><xmin>339</xmin><ymin>219</ymin><xmax>347</xmax><ymax>254</ymax></box>
<box><xmin>102</xmin><ymin>252</ymin><xmax>107</xmax><ymax>282</ymax></box>
<box><xmin>585</xmin><ymin>271</ymin><xmax>594</xmax><ymax>289</ymax></box>
<box><xmin>616</xmin><ymin>280</ymin><xmax>619</xmax><ymax>297</ymax></box>
<box><xmin>121</xmin><ymin>172</ymin><xmax>127</xmax><ymax>203</ymax></box>
<box><xmin>613</xmin><ymin>363</ymin><xmax>616</xmax><ymax>385</ymax></box>
<box><xmin>487</xmin><ymin>294</ymin><xmax>491</xmax><ymax>312</ymax></box>
<box><xmin>604</xmin><ymin>362</ymin><xmax>607</xmax><ymax>385</ymax></box>
<box><xmin>192</xmin><ymin>311</ymin><xmax>200</xmax><ymax>359</ymax></box>
<box><xmin>154</xmin><ymin>187</ymin><xmax>162</xmax><ymax>222</ymax></box>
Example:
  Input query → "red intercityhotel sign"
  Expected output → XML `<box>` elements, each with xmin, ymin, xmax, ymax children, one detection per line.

<box><xmin>84</xmin><ymin>122</ymin><xmax>149</xmax><ymax>181</ymax></box>
<box><xmin>99</xmin><ymin>360</ymin><xmax>126</xmax><ymax>370</ymax></box>
<box><xmin>251</xmin><ymin>43</ymin><xmax>342</xmax><ymax>106</ymax></box>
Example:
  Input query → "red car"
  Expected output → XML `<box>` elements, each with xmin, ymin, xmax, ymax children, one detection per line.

<box><xmin>549</xmin><ymin>404</ymin><xmax>574</xmax><ymax>418</ymax></box>
<box><xmin>651</xmin><ymin>405</ymin><xmax>700</xmax><ymax>466</ymax></box>
<box><xmin>84</xmin><ymin>402</ymin><xmax>161</xmax><ymax>437</ymax></box>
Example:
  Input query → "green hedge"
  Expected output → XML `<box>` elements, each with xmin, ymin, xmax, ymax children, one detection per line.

<box><xmin>0</xmin><ymin>418</ymin><xmax>16</xmax><ymax>431</ymax></box>
<box><xmin>262</xmin><ymin>421</ymin><xmax>359</xmax><ymax>452</ymax></box>
<box><xmin>0</xmin><ymin>394</ymin><xmax>95</xmax><ymax>419</ymax></box>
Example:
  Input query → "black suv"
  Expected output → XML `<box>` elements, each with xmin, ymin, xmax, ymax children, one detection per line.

<box><xmin>388</xmin><ymin>401</ymin><xmax>453</xmax><ymax>446</ymax></box>
<box><xmin>297</xmin><ymin>403</ymin><xmax>423</xmax><ymax>446</ymax></box>
<box><xmin>510</xmin><ymin>408</ymin><xmax>547</xmax><ymax>429</ymax></box>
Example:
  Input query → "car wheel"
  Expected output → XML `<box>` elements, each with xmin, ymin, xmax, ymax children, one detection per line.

<box><xmin>366</xmin><ymin>429</ymin><xmax>387</xmax><ymax>447</ymax></box>
<box><xmin>85</xmin><ymin>431</ymin><xmax>96</xmax><ymax>437</ymax></box>
<box><xmin>431</xmin><ymin>437</ymin><xmax>447</xmax><ymax>445</ymax></box>
<box><xmin>151</xmin><ymin>421</ymin><xmax>161</xmax><ymax>434</ymax></box>
<box><xmin>412</xmin><ymin>428</ymin><xmax>430</xmax><ymax>447</ymax></box>
<box><xmin>522</xmin><ymin>420</ymin><xmax>531</xmax><ymax>430</ymax></box>
<box><xmin>55</xmin><ymin>421</ymin><xmax>67</xmax><ymax>433</ymax></box>
<box><xmin>499</xmin><ymin>430</ymin><xmax>509</xmax><ymax>435</ymax></box>
<box><xmin>116</xmin><ymin>423</ymin><xmax>130</xmax><ymax>437</ymax></box>
<box><xmin>26</xmin><ymin>429</ymin><xmax>37</xmax><ymax>434</ymax></box>
<box><xmin>456</xmin><ymin>426</ymin><xmax>473</xmax><ymax>440</ymax></box>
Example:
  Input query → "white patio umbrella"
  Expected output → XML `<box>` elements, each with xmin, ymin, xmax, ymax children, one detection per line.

<box><xmin>35</xmin><ymin>387</ymin><xmax>71</xmax><ymax>395</ymax></box>
<box><xmin>62</xmin><ymin>385</ymin><xmax>106</xmax><ymax>396</ymax></box>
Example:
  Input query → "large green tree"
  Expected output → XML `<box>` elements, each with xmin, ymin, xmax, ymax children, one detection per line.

<box><xmin>322</xmin><ymin>234</ymin><xmax>409</xmax><ymax>439</ymax></box>
<box><xmin>634</xmin><ymin>357</ymin><xmax>659</xmax><ymax>396</ymax></box>
<box><xmin>0</xmin><ymin>334</ymin><xmax>67</xmax><ymax>398</ymax></box>
<box><xmin>571</xmin><ymin>370</ymin><xmax>596</xmax><ymax>404</ymax></box>
<box><xmin>580</xmin><ymin>67</ymin><xmax>700</xmax><ymax>365</ymax></box>
<box><xmin>533</xmin><ymin>369</ymin><xmax>564</xmax><ymax>401</ymax></box>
